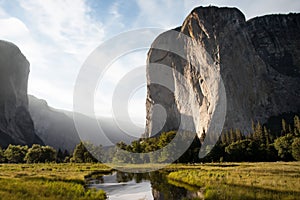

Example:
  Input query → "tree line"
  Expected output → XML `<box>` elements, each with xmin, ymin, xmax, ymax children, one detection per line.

<box><xmin>110</xmin><ymin>130</ymin><xmax>202</xmax><ymax>163</ymax></box>
<box><xmin>203</xmin><ymin>115</ymin><xmax>300</xmax><ymax>162</ymax></box>
<box><xmin>0</xmin><ymin>115</ymin><xmax>299</xmax><ymax>164</ymax></box>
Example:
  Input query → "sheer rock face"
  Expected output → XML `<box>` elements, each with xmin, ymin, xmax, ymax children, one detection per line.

<box><xmin>146</xmin><ymin>6</ymin><xmax>300</xmax><ymax>138</ymax></box>
<box><xmin>0</xmin><ymin>40</ymin><xmax>42</xmax><ymax>147</ymax></box>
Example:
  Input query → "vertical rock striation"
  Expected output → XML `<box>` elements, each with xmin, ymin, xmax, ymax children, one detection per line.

<box><xmin>0</xmin><ymin>40</ymin><xmax>42</xmax><ymax>147</ymax></box>
<box><xmin>146</xmin><ymin>6</ymin><xmax>300</xmax><ymax>139</ymax></box>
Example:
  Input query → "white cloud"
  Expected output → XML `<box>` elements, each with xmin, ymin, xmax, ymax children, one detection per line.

<box><xmin>94</xmin><ymin>50</ymin><xmax>147</xmax><ymax>121</ymax></box>
<box><xmin>19</xmin><ymin>0</ymin><xmax>104</xmax><ymax>58</ymax></box>
<box><xmin>0</xmin><ymin>0</ymin><xmax>106</xmax><ymax>111</ymax></box>
<box><xmin>0</xmin><ymin>17</ymin><xmax>29</xmax><ymax>37</ymax></box>
<box><xmin>134</xmin><ymin>0</ymin><xmax>195</xmax><ymax>28</ymax></box>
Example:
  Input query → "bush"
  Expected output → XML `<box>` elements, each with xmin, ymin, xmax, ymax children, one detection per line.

<box><xmin>0</xmin><ymin>147</ymin><xmax>6</xmax><ymax>163</ymax></box>
<box><xmin>25</xmin><ymin>144</ymin><xmax>56</xmax><ymax>163</ymax></box>
<box><xmin>4</xmin><ymin>145</ymin><xmax>28</xmax><ymax>163</ymax></box>
<box><xmin>274</xmin><ymin>134</ymin><xmax>294</xmax><ymax>161</ymax></box>
<box><xmin>292</xmin><ymin>137</ymin><xmax>300</xmax><ymax>161</ymax></box>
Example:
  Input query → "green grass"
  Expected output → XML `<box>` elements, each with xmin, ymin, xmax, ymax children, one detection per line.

<box><xmin>167</xmin><ymin>162</ymin><xmax>300</xmax><ymax>200</ymax></box>
<box><xmin>1</xmin><ymin>162</ymin><xmax>300</xmax><ymax>200</ymax></box>
<box><xmin>0</xmin><ymin>163</ymin><xmax>112</xmax><ymax>200</ymax></box>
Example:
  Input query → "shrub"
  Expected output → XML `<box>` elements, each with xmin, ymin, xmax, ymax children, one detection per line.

<box><xmin>292</xmin><ymin>137</ymin><xmax>300</xmax><ymax>161</ymax></box>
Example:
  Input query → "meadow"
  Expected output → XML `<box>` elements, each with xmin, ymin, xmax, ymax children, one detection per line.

<box><xmin>0</xmin><ymin>162</ymin><xmax>299</xmax><ymax>200</ymax></box>
<box><xmin>167</xmin><ymin>162</ymin><xmax>300</xmax><ymax>200</ymax></box>
<box><xmin>0</xmin><ymin>163</ymin><xmax>111</xmax><ymax>200</ymax></box>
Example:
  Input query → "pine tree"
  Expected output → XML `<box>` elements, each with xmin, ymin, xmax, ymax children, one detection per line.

<box><xmin>0</xmin><ymin>147</ymin><xmax>5</xmax><ymax>163</ymax></box>
<box><xmin>254</xmin><ymin>122</ymin><xmax>264</xmax><ymax>143</ymax></box>
<box><xmin>225</xmin><ymin>131</ymin><xmax>230</xmax><ymax>145</ymax></box>
<box><xmin>251</xmin><ymin>120</ymin><xmax>255</xmax><ymax>133</ymax></box>
<box><xmin>230</xmin><ymin>129</ymin><xmax>236</xmax><ymax>143</ymax></box>
<box><xmin>235</xmin><ymin>129</ymin><xmax>243</xmax><ymax>141</ymax></box>
<box><xmin>282</xmin><ymin>119</ymin><xmax>287</xmax><ymax>135</ymax></box>
<box><xmin>294</xmin><ymin>115</ymin><xmax>300</xmax><ymax>136</ymax></box>
<box><xmin>263</xmin><ymin>126</ymin><xmax>270</xmax><ymax>146</ymax></box>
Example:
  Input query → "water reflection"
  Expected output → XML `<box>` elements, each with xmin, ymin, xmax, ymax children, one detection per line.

<box><xmin>87</xmin><ymin>171</ymin><xmax>203</xmax><ymax>200</ymax></box>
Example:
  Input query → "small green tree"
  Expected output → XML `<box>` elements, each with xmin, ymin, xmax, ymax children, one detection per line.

<box><xmin>4</xmin><ymin>145</ymin><xmax>28</xmax><ymax>163</ymax></box>
<box><xmin>41</xmin><ymin>146</ymin><xmax>56</xmax><ymax>162</ymax></box>
<box><xmin>264</xmin><ymin>126</ymin><xmax>270</xmax><ymax>146</ymax></box>
<box><xmin>292</xmin><ymin>137</ymin><xmax>300</xmax><ymax>161</ymax></box>
<box><xmin>229</xmin><ymin>129</ymin><xmax>236</xmax><ymax>143</ymax></box>
<box><xmin>281</xmin><ymin>119</ymin><xmax>287</xmax><ymax>135</ymax></box>
<box><xmin>0</xmin><ymin>147</ymin><xmax>6</xmax><ymax>163</ymax></box>
<box><xmin>24</xmin><ymin>144</ymin><xmax>42</xmax><ymax>163</ymax></box>
<box><xmin>25</xmin><ymin>144</ymin><xmax>56</xmax><ymax>163</ymax></box>
<box><xmin>253</xmin><ymin>122</ymin><xmax>264</xmax><ymax>144</ymax></box>
<box><xmin>274</xmin><ymin>134</ymin><xmax>294</xmax><ymax>161</ymax></box>
<box><xmin>72</xmin><ymin>142</ymin><xmax>97</xmax><ymax>163</ymax></box>
<box><xmin>235</xmin><ymin>129</ymin><xmax>243</xmax><ymax>141</ymax></box>
<box><xmin>294</xmin><ymin>115</ymin><xmax>300</xmax><ymax>136</ymax></box>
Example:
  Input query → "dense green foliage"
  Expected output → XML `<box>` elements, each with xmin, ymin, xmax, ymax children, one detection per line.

<box><xmin>4</xmin><ymin>144</ymin><xmax>28</xmax><ymax>163</ymax></box>
<box><xmin>111</xmin><ymin>131</ymin><xmax>201</xmax><ymax>163</ymax></box>
<box><xmin>0</xmin><ymin>147</ymin><xmax>5</xmax><ymax>162</ymax></box>
<box><xmin>292</xmin><ymin>137</ymin><xmax>300</xmax><ymax>161</ymax></box>
<box><xmin>1</xmin><ymin>144</ymin><xmax>61</xmax><ymax>164</ymax></box>
<box><xmin>71</xmin><ymin>142</ymin><xmax>99</xmax><ymax>163</ymax></box>
<box><xmin>203</xmin><ymin>115</ymin><xmax>300</xmax><ymax>162</ymax></box>
<box><xmin>24</xmin><ymin>144</ymin><xmax>56</xmax><ymax>163</ymax></box>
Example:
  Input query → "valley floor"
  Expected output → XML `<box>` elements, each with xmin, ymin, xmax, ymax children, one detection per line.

<box><xmin>0</xmin><ymin>162</ymin><xmax>299</xmax><ymax>200</ymax></box>
<box><xmin>167</xmin><ymin>162</ymin><xmax>300</xmax><ymax>200</ymax></box>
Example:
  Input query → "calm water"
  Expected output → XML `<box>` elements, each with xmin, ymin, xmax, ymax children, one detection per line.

<box><xmin>87</xmin><ymin>171</ymin><xmax>204</xmax><ymax>200</ymax></box>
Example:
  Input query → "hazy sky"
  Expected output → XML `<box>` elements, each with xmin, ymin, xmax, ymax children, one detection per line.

<box><xmin>0</xmin><ymin>0</ymin><xmax>299</xmax><ymax>125</ymax></box>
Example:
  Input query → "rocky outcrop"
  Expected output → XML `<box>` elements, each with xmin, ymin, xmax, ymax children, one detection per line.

<box><xmin>146</xmin><ymin>6</ymin><xmax>300</xmax><ymax>139</ymax></box>
<box><xmin>0</xmin><ymin>40</ymin><xmax>42</xmax><ymax>147</ymax></box>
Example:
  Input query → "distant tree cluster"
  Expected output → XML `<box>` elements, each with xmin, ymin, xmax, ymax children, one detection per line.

<box><xmin>0</xmin><ymin>144</ymin><xmax>57</xmax><ymax>163</ymax></box>
<box><xmin>108</xmin><ymin>131</ymin><xmax>201</xmax><ymax>164</ymax></box>
<box><xmin>203</xmin><ymin>115</ymin><xmax>300</xmax><ymax>162</ymax></box>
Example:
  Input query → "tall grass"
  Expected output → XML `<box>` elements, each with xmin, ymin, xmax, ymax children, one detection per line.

<box><xmin>167</xmin><ymin>162</ymin><xmax>300</xmax><ymax>200</ymax></box>
<box><xmin>0</xmin><ymin>163</ymin><xmax>111</xmax><ymax>200</ymax></box>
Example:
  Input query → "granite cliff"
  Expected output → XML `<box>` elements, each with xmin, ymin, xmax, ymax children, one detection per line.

<box><xmin>0</xmin><ymin>40</ymin><xmax>42</xmax><ymax>147</ymax></box>
<box><xmin>146</xmin><ymin>6</ymin><xmax>300</xmax><ymax>139</ymax></box>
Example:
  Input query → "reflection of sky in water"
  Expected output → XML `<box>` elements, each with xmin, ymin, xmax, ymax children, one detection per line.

<box><xmin>108</xmin><ymin>181</ymin><xmax>153</xmax><ymax>200</ymax></box>
<box><xmin>89</xmin><ymin>172</ymin><xmax>153</xmax><ymax>200</ymax></box>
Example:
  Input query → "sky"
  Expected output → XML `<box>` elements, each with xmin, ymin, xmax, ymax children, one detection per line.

<box><xmin>0</xmin><ymin>0</ymin><xmax>299</xmax><ymax>125</ymax></box>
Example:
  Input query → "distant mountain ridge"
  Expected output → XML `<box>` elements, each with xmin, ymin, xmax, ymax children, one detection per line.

<box><xmin>29</xmin><ymin>95</ymin><xmax>139</xmax><ymax>151</ymax></box>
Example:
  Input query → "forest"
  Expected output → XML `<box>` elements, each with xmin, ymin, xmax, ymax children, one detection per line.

<box><xmin>0</xmin><ymin>115</ymin><xmax>299</xmax><ymax>164</ymax></box>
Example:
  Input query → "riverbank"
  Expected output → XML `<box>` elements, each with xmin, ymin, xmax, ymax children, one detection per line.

<box><xmin>0</xmin><ymin>163</ymin><xmax>111</xmax><ymax>200</ymax></box>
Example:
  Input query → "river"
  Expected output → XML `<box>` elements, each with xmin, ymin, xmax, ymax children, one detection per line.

<box><xmin>87</xmin><ymin>171</ymin><xmax>204</xmax><ymax>200</ymax></box>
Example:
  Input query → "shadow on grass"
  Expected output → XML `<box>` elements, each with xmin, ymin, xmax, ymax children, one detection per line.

<box><xmin>226</xmin><ymin>182</ymin><xmax>300</xmax><ymax>197</ymax></box>
<box><xmin>22</xmin><ymin>176</ymin><xmax>85</xmax><ymax>185</ymax></box>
